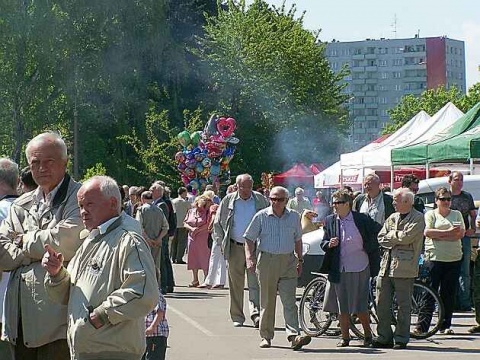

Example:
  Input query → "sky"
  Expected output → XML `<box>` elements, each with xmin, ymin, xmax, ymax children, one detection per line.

<box><xmin>246</xmin><ymin>0</ymin><xmax>480</xmax><ymax>90</ymax></box>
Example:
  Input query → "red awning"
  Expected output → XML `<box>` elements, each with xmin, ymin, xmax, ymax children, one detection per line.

<box><xmin>272</xmin><ymin>163</ymin><xmax>314</xmax><ymax>186</ymax></box>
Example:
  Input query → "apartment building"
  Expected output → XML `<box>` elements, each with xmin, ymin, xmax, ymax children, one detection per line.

<box><xmin>325</xmin><ymin>36</ymin><xmax>466</xmax><ymax>147</ymax></box>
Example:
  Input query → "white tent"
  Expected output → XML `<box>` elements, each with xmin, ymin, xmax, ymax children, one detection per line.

<box><xmin>315</xmin><ymin>102</ymin><xmax>464</xmax><ymax>188</ymax></box>
<box><xmin>340</xmin><ymin>102</ymin><xmax>464</xmax><ymax>169</ymax></box>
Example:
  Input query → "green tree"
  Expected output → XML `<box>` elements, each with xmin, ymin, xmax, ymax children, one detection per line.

<box><xmin>194</xmin><ymin>0</ymin><xmax>349</xmax><ymax>178</ymax></box>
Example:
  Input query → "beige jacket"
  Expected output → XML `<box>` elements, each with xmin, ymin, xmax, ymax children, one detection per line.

<box><xmin>213</xmin><ymin>191</ymin><xmax>269</xmax><ymax>260</ymax></box>
<box><xmin>45</xmin><ymin>213</ymin><xmax>158</xmax><ymax>360</ymax></box>
<box><xmin>0</xmin><ymin>175</ymin><xmax>82</xmax><ymax>347</ymax></box>
<box><xmin>377</xmin><ymin>209</ymin><xmax>425</xmax><ymax>278</ymax></box>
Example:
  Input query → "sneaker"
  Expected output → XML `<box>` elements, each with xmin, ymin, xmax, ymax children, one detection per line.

<box><xmin>336</xmin><ymin>338</ymin><xmax>350</xmax><ymax>347</ymax></box>
<box><xmin>439</xmin><ymin>328</ymin><xmax>454</xmax><ymax>335</ymax></box>
<box><xmin>393</xmin><ymin>342</ymin><xmax>407</xmax><ymax>350</ymax></box>
<box><xmin>363</xmin><ymin>336</ymin><xmax>373</xmax><ymax>347</ymax></box>
<box><xmin>259</xmin><ymin>338</ymin><xmax>271</xmax><ymax>348</ymax></box>
<box><xmin>233</xmin><ymin>321</ymin><xmax>244</xmax><ymax>327</ymax></box>
<box><xmin>290</xmin><ymin>335</ymin><xmax>311</xmax><ymax>351</ymax></box>
<box><xmin>468</xmin><ymin>325</ymin><xmax>480</xmax><ymax>333</ymax></box>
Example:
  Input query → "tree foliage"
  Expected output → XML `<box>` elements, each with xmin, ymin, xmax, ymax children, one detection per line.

<box><xmin>194</xmin><ymin>0</ymin><xmax>350</xmax><ymax>177</ymax></box>
<box><xmin>383</xmin><ymin>84</ymin><xmax>480</xmax><ymax>134</ymax></box>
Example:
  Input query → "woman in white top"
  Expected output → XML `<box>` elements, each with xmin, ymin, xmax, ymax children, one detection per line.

<box><xmin>423</xmin><ymin>187</ymin><xmax>465</xmax><ymax>334</ymax></box>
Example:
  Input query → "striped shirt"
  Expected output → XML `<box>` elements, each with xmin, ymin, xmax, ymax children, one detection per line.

<box><xmin>244</xmin><ymin>206</ymin><xmax>302</xmax><ymax>254</ymax></box>
<box><xmin>145</xmin><ymin>292</ymin><xmax>169</xmax><ymax>338</ymax></box>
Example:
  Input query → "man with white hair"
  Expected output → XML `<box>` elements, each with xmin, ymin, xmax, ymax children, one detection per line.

<box><xmin>287</xmin><ymin>187</ymin><xmax>312</xmax><ymax>215</ymax></box>
<box><xmin>0</xmin><ymin>132</ymin><xmax>83</xmax><ymax>359</ymax></box>
<box><xmin>42</xmin><ymin>176</ymin><xmax>158</xmax><ymax>359</ymax></box>
<box><xmin>0</xmin><ymin>158</ymin><xmax>19</xmax><ymax>360</ymax></box>
<box><xmin>372</xmin><ymin>188</ymin><xmax>425</xmax><ymax>350</ymax></box>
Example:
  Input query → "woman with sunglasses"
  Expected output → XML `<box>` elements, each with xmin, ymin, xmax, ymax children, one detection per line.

<box><xmin>321</xmin><ymin>189</ymin><xmax>381</xmax><ymax>347</ymax></box>
<box><xmin>423</xmin><ymin>187</ymin><xmax>465</xmax><ymax>334</ymax></box>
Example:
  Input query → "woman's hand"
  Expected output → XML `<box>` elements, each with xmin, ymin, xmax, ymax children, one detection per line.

<box><xmin>328</xmin><ymin>237</ymin><xmax>339</xmax><ymax>248</ymax></box>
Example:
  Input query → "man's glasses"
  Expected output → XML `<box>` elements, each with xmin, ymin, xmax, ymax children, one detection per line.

<box><xmin>332</xmin><ymin>200</ymin><xmax>347</xmax><ymax>205</ymax></box>
<box><xmin>437</xmin><ymin>197</ymin><xmax>452</xmax><ymax>202</ymax></box>
<box><xmin>269</xmin><ymin>197</ymin><xmax>285</xmax><ymax>202</ymax></box>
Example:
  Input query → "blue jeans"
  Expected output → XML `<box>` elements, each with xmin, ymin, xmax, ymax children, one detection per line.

<box><xmin>457</xmin><ymin>236</ymin><xmax>472</xmax><ymax>310</ymax></box>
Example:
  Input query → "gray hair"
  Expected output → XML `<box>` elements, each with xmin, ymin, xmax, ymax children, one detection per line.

<box><xmin>84</xmin><ymin>175</ymin><xmax>122</xmax><ymax>213</ymax></box>
<box><xmin>25</xmin><ymin>132</ymin><xmax>68</xmax><ymax>162</ymax></box>
<box><xmin>236</xmin><ymin>174</ymin><xmax>253</xmax><ymax>184</ymax></box>
<box><xmin>270</xmin><ymin>186</ymin><xmax>289</xmax><ymax>198</ymax></box>
<box><xmin>364</xmin><ymin>173</ymin><xmax>380</xmax><ymax>184</ymax></box>
<box><xmin>393</xmin><ymin>188</ymin><xmax>414</xmax><ymax>205</ymax></box>
<box><xmin>0</xmin><ymin>158</ymin><xmax>19</xmax><ymax>190</ymax></box>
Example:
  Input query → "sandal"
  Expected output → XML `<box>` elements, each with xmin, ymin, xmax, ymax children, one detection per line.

<box><xmin>188</xmin><ymin>281</ymin><xmax>199</xmax><ymax>288</ymax></box>
<box><xmin>336</xmin><ymin>338</ymin><xmax>350</xmax><ymax>347</ymax></box>
<box><xmin>197</xmin><ymin>283</ymin><xmax>210</xmax><ymax>288</ymax></box>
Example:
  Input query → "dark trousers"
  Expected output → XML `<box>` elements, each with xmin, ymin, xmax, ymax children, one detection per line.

<box><xmin>473</xmin><ymin>255</ymin><xmax>480</xmax><ymax>325</ymax></box>
<box><xmin>431</xmin><ymin>259</ymin><xmax>462</xmax><ymax>329</ymax></box>
<box><xmin>160</xmin><ymin>237</ymin><xmax>175</xmax><ymax>292</ymax></box>
<box><xmin>16</xmin><ymin>322</ymin><xmax>70</xmax><ymax>360</ymax></box>
<box><xmin>171</xmin><ymin>227</ymin><xmax>188</xmax><ymax>262</ymax></box>
<box><xmin>0</xmin><ymin>323</ymin><xmax>14</xmax><ymax>360</ymax></box>
<box><xmin>142</xmin><ymin>336</ymin><xmax>167</xmax><ymax>360</ymax></box>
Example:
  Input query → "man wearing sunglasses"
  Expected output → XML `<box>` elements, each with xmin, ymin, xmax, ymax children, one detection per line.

<box><xmin>448</xmin><ymin>171</ymin><xmax>476</xmax><ymax>311</ymax></box>
<box><xmin>244</xmin><ymin>186</ymin><xmax>311</xmax><ymax>350</ymax></box>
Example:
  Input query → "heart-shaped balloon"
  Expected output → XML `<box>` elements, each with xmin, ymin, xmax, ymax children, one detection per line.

<box><xmin>216</xmin><ymin>117</ymin><xmax>236</xmax><ymax>138</ymax></box>
<box><xmin>177</xmin><ymin>163</ymin><xmax>187</xmax><ymax>171</ymax></box>
<box><xmin>185</xmin><ymin>168</ymin><xmax>196</xmax><ymax>179</ymax></box>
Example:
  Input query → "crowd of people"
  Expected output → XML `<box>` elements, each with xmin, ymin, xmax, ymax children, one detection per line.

<box><xmin>0</xmin><ymin>131</ymin><xmax>479</xmax><ymax>359</ymax></box>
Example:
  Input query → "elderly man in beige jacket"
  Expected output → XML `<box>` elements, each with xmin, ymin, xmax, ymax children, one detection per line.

<box><xmin>43</xmin><ymin>176</ymin><xmax>158</xmax><ymax>360</ymax></box>
<box><xmin>0</xmin><ymin>132</ymin><xmax>83</xmax><ymax>360</ymax></box>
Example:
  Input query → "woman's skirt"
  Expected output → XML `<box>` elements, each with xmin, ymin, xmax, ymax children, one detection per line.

<box><xmin>323</xmin><ymin>266</ymin><xmax>370</xmax><ymax>314</ymax></box>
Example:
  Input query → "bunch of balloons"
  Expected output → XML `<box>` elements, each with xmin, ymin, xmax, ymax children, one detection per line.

<box><xmin>175</xmin><ymin>115</ymin><xmax>239</xmax><ymax>191</ymax></box>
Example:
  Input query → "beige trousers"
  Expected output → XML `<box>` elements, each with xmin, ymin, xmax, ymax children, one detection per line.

<box><xmin>227</xmin><ymin>241</ymin><xmax>260</xmax><ymax>324</ymax></box>
<box><xmin>256</xmin><ymin>251</ymin><xmax>300</xmax><ymax>340</ymax></box>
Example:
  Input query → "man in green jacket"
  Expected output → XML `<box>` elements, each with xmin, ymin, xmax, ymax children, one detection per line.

<box><xmin>0</xmin><ymin>132</ymin><xmax>83</xmax><ymax>360</ymax></box>
<box><xmin>43</xmin><ymin>176</ymin><xmax>158</xmax><ymax>360</ymax></box>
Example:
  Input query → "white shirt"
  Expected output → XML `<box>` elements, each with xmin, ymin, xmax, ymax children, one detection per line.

<box><xmin>85</xmin><ymin>216</ymin><xmax>120</xmax><ymax>242</ymax></box>
<box><xmin>231</xmin><ymin>195</ymin><xmax>256</xmax><ymax>243</ymax></box>
<box><xmin>33</xmin><ymin>177</ymin><xmax>64</xmax><ymax>215</ymax></box>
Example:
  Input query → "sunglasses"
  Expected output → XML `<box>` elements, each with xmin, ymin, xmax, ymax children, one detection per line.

<box><xmin>332</xmin><ymin>200</ymin><xmax>347</xmax><ymax>205</ymax></box>
<box><xmin>437</xmin><ymin>197</ymin><xmax>452</xmax><ymax>202</ymax></box>
<box><xmin>269</xmin><ymin>197</ymin><xmax>286</xmax><ymax>202</ymax></box>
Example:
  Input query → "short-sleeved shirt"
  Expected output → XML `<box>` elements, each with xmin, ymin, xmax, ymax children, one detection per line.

<box><xmin>244</xmin><ymin>207</ymin><xmax>302</xmax><ymax>254</ymax></box>
<box><xmin>145</xmin><ymin>292</ymin><xmax>169</xmax><ymax>338</ymax></box>
<box><xmin>231</xmin><ymin>195</ymin><xmax>256</xmax><ymax>243</ymax></box>
<box><xmin>450</xmin><ymin>190</ymin><xmax>475</xmax><ymax>229</ymax></box>
<box><xmin>424</xmin><ymin>209</ymin><xmax>464</xmax><ymax>262</ymax></box>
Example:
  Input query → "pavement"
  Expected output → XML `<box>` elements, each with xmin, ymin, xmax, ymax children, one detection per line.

<box><xmin>165</xmin><ymin>263</ymin><xmax>480</xmax><ymax>359</ymax></box>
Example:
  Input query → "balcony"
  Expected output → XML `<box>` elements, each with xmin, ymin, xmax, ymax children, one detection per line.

<box><xmin>365</xmin><ymin>66</ymin><xmax>378</xmax><ymax>71</ymax></box>
<box><xmin>352</xmin><ymin>54</ymin><xmax>365</xmax><ymax>60</ymax></box>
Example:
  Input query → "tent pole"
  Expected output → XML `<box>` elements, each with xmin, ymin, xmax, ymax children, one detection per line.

<box><xmin>362</xmin><ymin>167</ymin><xmax>365</xmax><ymax>192</ymax></box>
<box><xmin>470</xmin><ymin>158</ymin><xmax>474</xmax><ymax>174</ymax></box>
<box><xmin>340</xmin><ymin>168</ymin><xmax>344</xmax><ymax>188</ymax></box>
<box><xmin>426</xmin><ymin>162</ymin><xmax>430</xmax><ymax>179</ymax></box>
<box><xmin>390</xmin><ymin>164</ymin><xmax>394</xmax><ymax>190</ymax></box>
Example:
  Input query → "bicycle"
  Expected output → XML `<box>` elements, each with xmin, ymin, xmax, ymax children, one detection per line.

<box><xmin>299</xmin><ymin>269</ymin><xmax>445</xmax><ymax>339</ymax></box>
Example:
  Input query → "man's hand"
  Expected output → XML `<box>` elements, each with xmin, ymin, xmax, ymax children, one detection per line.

<box><xmin>89</xmin><ymin>311</ymin><xmax>104</xmax><ymax>329</ymax></box>
<box><xmin>145</xmin><ymin>326</ymin><xmax>155</xmax><ymax>336</ymax></box>
<box><xmin>41</xmin><ymin>244</ymin><xmax>64</xmax><ymax>276</ymax></box>
<box><xmin>296</xmin><ymin>262</ymin><xmax>303</xmax><ymax>276</ymax></box>
<box><xmin>246</xmin><ymin>256</ymin><xmax>256</xmax><ymax>273</ymax></box>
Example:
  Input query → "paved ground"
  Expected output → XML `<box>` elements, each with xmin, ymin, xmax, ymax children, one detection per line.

<box><xmin>165</xmin><ymin>263</ymin><xmax>480</xmax><ymax>359</ymax></box>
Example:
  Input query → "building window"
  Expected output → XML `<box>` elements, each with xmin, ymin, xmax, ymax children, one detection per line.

<box><xmin>381</xmin><ymin>72</ymin><xmax>388</xmax><ymax>79</ymax></box>
<box><xmin>393</xmin><ymin>59</ymin><xmax>403</xmax><ymax>66</ymax></box>
<box><xmin>379</xmin><ymin>59</ymin><xmax>387</xmax><ymax>67</ymax></box>
<box><xmin>354</xmin><ymin>48</ymin><xmax>362</xmax><ymax>55</ymax></box>
<box><xmin>395</xmin><ymin>84</ymin><xmax>402</xmax><ymax>91</ymax></box>
<box><xmin>393</xmin><ymin>71</ymin><xmax>402</xmax><ymax>78</ymax></box>
<box><xmin>378</xmin><ymin>47</ymin><xmax>388</xmax><ymax>54</ymax></box>
<box><xmin>379</xmin><ymin>97</ymin><xmax>387</xmax><ymax>104</ymax></box>
<box><xmin>377</xmin><ymin>84</ymin><xmax>387</xmax><ymax>91</ymax></box>
<box><xmin>367</xmin><ymin>47</ymin><xmax>375</xmax><ymax>54</ymax></box>
<box><xmin>416</xmin><ymin>44</ymin><xmax>425</xmax><ymax>52</ymax></box>
<box><xmin>330</xmin><ymin>49</ymin><xmax>338</xmax><ymax>56</ymax></box>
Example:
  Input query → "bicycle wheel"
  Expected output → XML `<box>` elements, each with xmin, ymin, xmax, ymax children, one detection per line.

<box><xmin>299</xmin><ymin>275</ymin><xmax>332</xmax><ymax>337</ymax></box>
<box><xmin>410</xmin><ymin>281</ymin><xmax>444</xmax><ymax>339</ymax></box>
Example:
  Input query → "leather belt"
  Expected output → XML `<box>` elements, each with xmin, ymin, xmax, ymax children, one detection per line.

<box><xmin>230</xmin><ymin>239</ymin><xmax>245</xmax><ymax>246</ymax></box>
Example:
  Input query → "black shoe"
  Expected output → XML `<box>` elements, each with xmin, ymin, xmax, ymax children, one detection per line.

<box><xmin>166</xmin><ymin>286</ymin><xmax>174</xmax><ymax>293</ymax></box>
<box><xmin>363</xmin><ymin>336</ymin><xmax>373</xmax><ymax>347</ymax></box>
<box><xmin>176</xmin><ymin>260</ymin><xmax>187</xmax><ymax>264</ymax></box>
<box><xmin>371</xmin><ymin>340</ymin><xmax>394</xmax><ymax>349</ymax></box>
<box><xmin>393</xmin><ymin>342</ymin><xmax>407</xmax><ymax>350</ymax></box>
<box><xmin>290</xmin><ymin>335</ymin><xmax>311</xmax><ymax>350</ymax></box>
<box><xmin>336</xmin><ymin>338</ymin><xmax>350</xmax><ymax>347</ymax></box>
